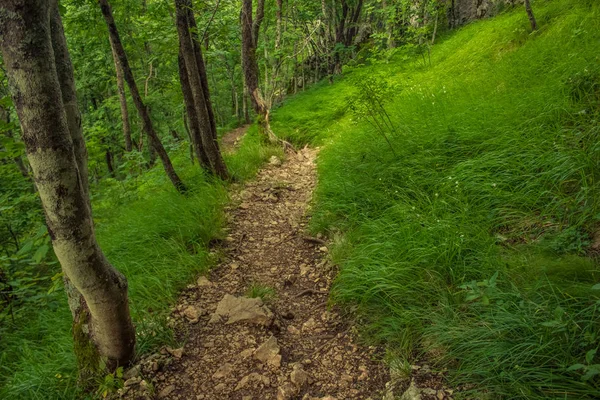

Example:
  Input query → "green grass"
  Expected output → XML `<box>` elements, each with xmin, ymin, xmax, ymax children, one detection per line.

<box><xmin>0</xmin><ymin>128</ymin><xmax>278</xmax><ymax>399</ymax></box>
<box><xmin>245</xmin><ymin>282</ymin><xmax>277</xmax><ymax>303</ymax></box>
<box><xmin>271</xmin><ymin>0</ymin><xmax>600</xmax><ymax>398</ymax></box>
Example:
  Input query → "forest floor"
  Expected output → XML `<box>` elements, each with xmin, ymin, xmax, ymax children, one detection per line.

<box><xmin>221</xmin><ymin>125</ymin><xmax>250</xmax><ymax>153</ymax></box>
<box><xmin>119</xmin><ymin>134</ymin><xmax>457</xmax><ymax>400</ymax></box>
<box><xmin>120</xmin><ymin>143</ymin><xmax>392</xmax><ymax>400</ymax></box>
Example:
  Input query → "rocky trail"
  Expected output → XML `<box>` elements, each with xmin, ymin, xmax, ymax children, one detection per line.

<box><xmin>120</xmin><ymin>135</ymin><xmax>455</xmax><ymax>400</ymax></box>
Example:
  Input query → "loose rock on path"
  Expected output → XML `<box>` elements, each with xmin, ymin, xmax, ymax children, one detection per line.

<box><xmin>121</xmin><ymin>145</ymin><xmax>390</xmax><ymax>399</ymax></box>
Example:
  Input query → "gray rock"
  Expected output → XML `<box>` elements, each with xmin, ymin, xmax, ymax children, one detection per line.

<box><xmin>212</xmin><ymin>294</ymin><xmax>273</xmax><ymax>326</ymax></box>
<box><xmin>254</xmin><ymin>336</ymin><xmax>281</xmax><ymax>368</ymax></box>
<box><xmin>158</xmin><ymin>384</ymin><xmax>175</xmax><ymax>398</ymax></box>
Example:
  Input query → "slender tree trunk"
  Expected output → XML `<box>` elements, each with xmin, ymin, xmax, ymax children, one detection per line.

<box><xmin>186</xmin><ymin>5</ymin><xmax>218</xmax><ymax>141</ymax></box>
<box><xmin>431</xmin><ymin>11</ymin><xmax>439</xmax><ymax>45</ymax></box>
<box><xmin>175</xmin><ymin>0</ymin><xmax>228</xmax><ymax>179</ymax></box>
<box><xmin>99</xmin><ymin>0</ymin><xmax>187</xmax><ymax>193</ymax></box>
<box><xmin>106</xmin><ymin>148</ymin><xmax>115</xmax><ymax>177</ymax></box>
<box><xmin>109</xmin><ymin>40</ymin><xmax>132</xmax><ymax>152</ymax></box>
<box><xmin>178</xmin><ymin>51</ymin><xmax>211</xmax><ymax>169</ymax></box>
<box><xmin>0</xmin><ymin>0</ymin><xmax>135</xmax><ymax>378</ymax></box>
<box><xmin>241</xmin><ymin>0</ymin><xmax>276</xmax><ymax>141</ymax></box>
<box><xmin>524</xmin><ymin>0</ymin><xmax>538</xmax><ymax>31</ymax></box>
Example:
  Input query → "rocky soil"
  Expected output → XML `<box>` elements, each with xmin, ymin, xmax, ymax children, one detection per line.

<box><xmin>120</xmin><ymin>139</ymin><xmax>457</xmax><ymax>400</ymax></box>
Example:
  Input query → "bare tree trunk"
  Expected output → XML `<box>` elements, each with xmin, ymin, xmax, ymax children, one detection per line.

<box><xmin>241</xmin><ymin>0</ymin><xmax>277</xmax><ymax>142</ymax></box>
<box><xmin>178</xmin><ymin>51</ymin><xmax>212</xmax><ymax>169</ymax></box>
<box><xmin>175</xmin><ymin>0</ymin><xmax>229</xmax><ymax>179</ymax></box>
<box><xmin>109</xmin><ymin>40</ymin><xmax>132</xmax><ymax>152</ymax></box>
<box><xmin>186</xmin><ymin>5</ymin><xmax>218</xmax><ymax>141</ymax></box>
<box><xmin>431</xmin><ymin>11</ymin><xmax>439</xmax><ymax>45</ymax></box>
<box><xmin>524</xmin><ymin>0</ymin><xmax>538</xmax><ymax>31</ymax></box>
<box><xmin>99</xmin><ymin>0</ymin><xmax>187</xmax><ymax>193</ymax></box>
<box><xmin>0</xmin><ymin>0</ymin><xmax>135</xmax><ymax>378</ymax></box>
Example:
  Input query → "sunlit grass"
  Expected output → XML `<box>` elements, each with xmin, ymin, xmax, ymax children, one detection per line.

<box><xmin>271</xmin><ymin>1</ymin><xmax>600</xmax><ymax>398</ymax></box>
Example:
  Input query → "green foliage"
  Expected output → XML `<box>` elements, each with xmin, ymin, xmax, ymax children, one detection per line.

<box><xmin>0</xmin><ymin>128</ymin><xmax>272</xmax><ymax>399</ymax></box>
<box><xmin>271</xmin><ymin>0</ymin><xmax>600</xmax><ymax>398</ymax></box>
<box><xmin>245</xmin><ymin>282</ymin><xmax>277</xmax><ymax>303</ymax></box>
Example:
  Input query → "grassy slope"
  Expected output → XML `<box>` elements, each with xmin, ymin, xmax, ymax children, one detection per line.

<box><xmin>272</xmin><ymin>1</ymin><xmax>600</xmax><ymax>398</ymax></box>
<box><xmin>0</xmin><ymin>130</ymin><xmax>280</xmax><ymax>399</ymax></box>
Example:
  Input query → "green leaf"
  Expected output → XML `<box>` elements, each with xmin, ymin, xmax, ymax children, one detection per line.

<box><xmin>32</xmin><ymin>244</ymin><xmax>49</xmax><ymax>264</ymax></box>
<box><xmin>586</xmin><ymin>349</ymin><xmax>597</xmax><ymax>364</ymax></box>
<box><xmin>567</xmin><ymin>363</ymin><xmax>586</xmax><ymax>371</ymax></box>
<box><xmin>592</xmin><ymin>284</ymin><xmax>600</xmax><ymax>290</ymax></box>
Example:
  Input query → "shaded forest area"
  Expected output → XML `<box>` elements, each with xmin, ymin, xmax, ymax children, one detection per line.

<box><xmin>1</xmin><ymin>0</ymin><xmax>600</xmax><ymax>399</ymax></box>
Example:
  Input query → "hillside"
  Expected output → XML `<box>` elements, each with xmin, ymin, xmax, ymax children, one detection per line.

<box><xmin>271</xmin><ymin>0</ymin><xmax>600</xmax><ymax>398</ymax></box>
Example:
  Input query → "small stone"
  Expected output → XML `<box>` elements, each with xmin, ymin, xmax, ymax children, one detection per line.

<box><xmin>287</xmin><ymin>325</ymin><xmax>300</xmax><ymax>335</ymax></box>
<box><xmin>240</xmin><ymin>348</ymin><xmax>255</xmax><ymax>359</ymax></box>
<box><xmin>158</xmin><ymin>384</ymin><xmax>175</xmax><ymax>398</ymax></box>
<box><xmin>269</xmin><ymin>156</ymin><xmax>282</xmax><ymax>166</ymax></box>
<box><xmin>166</xmin><ymin>346</ymin><xmax>184</xmax><ymax>359</ymax></box>
<box><xmin>197</xmin><ymin>276</ymin><xmax>212</xmax><ymax>286</ymax></box>
<box><xmin>124</xmin><ymin>377</ymin><xmax>141</xmax><ymax>387</ymax></box>
<box><xmin>400</xmin><ymin>381</ymin><xmax>422</xmax><ymax>400</ymax></box>
<box><xmin>139</xmin><ymin>380</ymin><xmax>150</xmax><ymax>392</ymax></box>
<box><xmin>277</xmin><ymin>382</ymin><xmax>298</xmax><ymax>400</ymax></box>
<box><xmin>302</xmin><ymin>318</ymin><xmax>317</xmax><ymax>332</ymax></box>
<box><xmin>231</xmin><ymin>262</ymin><xmax>240</xmax><ymax>270</ymax></box>
<box><xmin>214</xmin><ymin>383</ymin><xmax>227</xmax><ymax>392</ymax></box>
<box><xmin>319</xmin><ymin>246</ymin><xmax>328</xmax><ymax>253</ymax></box>
<box><xmin>212</xmin><ymin>363</ymin><xmax>234</xmax><ymax>380</ymax></box>
<box><xmin>254</xmin><ymin>336</ymin><xmax>282</xmax><ymax>368</ymax></box>
<box><xmin>151</xmin><ymin>361</ymin><xmax>159</xmax><ymax>372</ymax></box>
<box><xmin>123</xmin><ymin>364</ymin><xmax>141</xmax><ymax>380</ymax></box>
<box><xmin>183</xmin><ymin>305</ymin><xmax>204</xmax><ymax>323</ymax></box>
<box><xmin>290</xmin><ymin>367</ymin><xmax>310</xmax><ymax>387</ymax></box>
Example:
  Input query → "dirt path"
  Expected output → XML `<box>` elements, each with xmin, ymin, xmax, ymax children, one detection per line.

<box><xmin>221</xmin><ymin>125</ymin><xmax>250</xmax><ymax>154</ymax></box>
<box><xmin>122</xmin><ymin>147</ymin><xmax>390</xmax><ymax>399</ymax></box>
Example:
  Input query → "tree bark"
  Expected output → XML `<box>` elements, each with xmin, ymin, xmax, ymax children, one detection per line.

<box><xmin>0</xmin><ymin>0</ymin><xmax>135</xmax><ymax>377</ymax></box>
<box><xmin>50</xmin><ymin>4</ymin><xmax>90</xmax><ymax>200</ymax></box>
<box><xmin>241</xmin><ymin>0</ymin><xmax>275</xmax><ymax>141</ymax></box>
<box><xmin>175</xmin><ymin>0</ymin><xmax>228</xmax><ymax>179</ymax></box>
<box><xmin>99</xmin><ymin>0</ymin><xmax>187</xmax><ymax>193</ymax></box>
<box><xmin>109</xmin><ymin>39</ymin><xmax>132</xmax><ymax>152</ymax></box>
<box><xmin>186</xmin><ymin>6</ymin><xmax>218</xmax><ymax>141</ymax></box>
<box><xmin>178</xmin><ymin>51</ymin><xmax>211</xmax><ymax>169</ymax></box>
<box><xmin>524</xmin><ymin>0</ymin><xmax>538</xmax><ymax>31</ymax></box>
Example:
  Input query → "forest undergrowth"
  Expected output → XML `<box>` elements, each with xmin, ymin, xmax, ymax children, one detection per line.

<box><xmin>0</xmin><ymin>129</ymin><xmax>281</xmax><ymax>399</ymax></box>
<box><xmin>271</xmin><ymin>0</ymin><xmax>600</xmax><ymax>398</ymax></box>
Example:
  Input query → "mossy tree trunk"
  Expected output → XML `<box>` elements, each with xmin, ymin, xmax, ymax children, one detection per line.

<box><xmin>98</xmin><ymin>0</ymin><xmax>187</xmax><ymax>193</ymax></box>
<box><xmin>0</xmin><ymin>0</ymin><xmax>136</xmax><ymax>380</ymax></box>
<box><xmin>175</xmin><ymin>0</ymin><xmax>228</xmax><ymax>179</ymax></box>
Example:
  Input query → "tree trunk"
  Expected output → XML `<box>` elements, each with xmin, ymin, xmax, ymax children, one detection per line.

<box><xmin>186</xmin><ymin>6</ymin><xmax>218</xmax><ymax>141</ymax></box>
<box><xmin>99</xmin><ymin>0</ymin><xmax>187</xmax><ymax>193</ymax></box>
<box><xmin>178</xmin><ymin>51</ymin><xmax>211</xmax><ymax>169</ymax></box>
<box><xmin>241</xmin><ymin>0</ymin><xmax>275</xmax><ymax>141</ymax></box>
<box><xmin>524</xmin><ymin>0</ymin><xmax>538</xmax><ymax>31</ymax></box>
<box><xmin>0</xmin><ymin>0</ymin><xmax>135</xmax><ymax>378</ymax></box>
<box><xmin>109</xmin><ymin>39</ymin><xmax>132</xmax><ymax>152</ymax></box>
<box><xmin>50</xmin><ymin>4</ymin><xmax>90</xmax><ymax>200</ymax></box>
<box><xmin>175</xmin><ymin>0</ymin><xmax>228</xmax><ymax>179</ymax></box>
